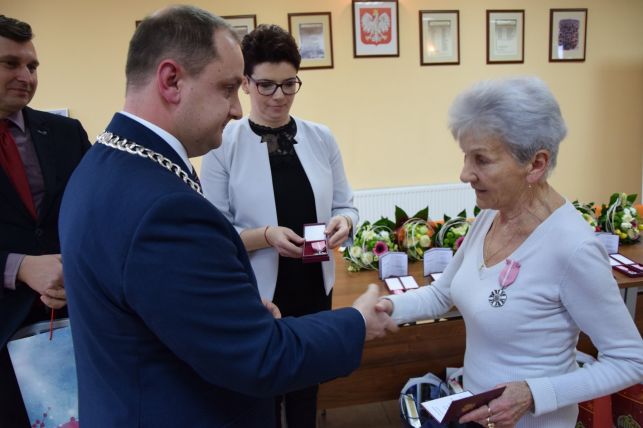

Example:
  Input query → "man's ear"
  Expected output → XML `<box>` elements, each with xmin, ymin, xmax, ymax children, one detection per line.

<box><xmin>241</xmin><ymin>75</ymin><xmax>250</xmax><ymax>94</ymax></box>
<box><xmin>157</xmin><ymin>60</ymin><xmax>183</xmax><ymax>104</ymax></box>
<box><xmin>526</xmin><ymin>150</ymin><xmax>550</xmax><ymax>184</ymax></box>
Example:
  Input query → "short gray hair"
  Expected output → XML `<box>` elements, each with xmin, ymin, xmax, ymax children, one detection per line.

<box><xmin>448</xmin><ymin>76</ymin><xmax>567</xmax><ymax>173</ymax></box>
<box><xmin>126</xmin><ymin>5</ymin><xmax>238</xmax><ymax>90</ymax></box>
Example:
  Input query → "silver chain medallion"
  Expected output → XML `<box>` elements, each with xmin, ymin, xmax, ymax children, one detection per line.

<box><xmin>488</xmin><ymin>289</ymin><xmax>507</xmax><ymax>307</ymax></box>
<box><xmin>96</xmin><ymin>132</ymin><xmax>202</xmax><ymax>195</ymax></box>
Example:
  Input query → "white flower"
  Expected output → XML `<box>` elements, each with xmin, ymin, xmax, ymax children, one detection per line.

<box><xmin>360</xmin><ymin>252</ymin><xmax>374</xmax><ymax>265</ymax></box>
<box><xmin>622</xmin><ymin>213</ymin><xmax>633</xmax><ymax>223</ymax></box>
<box><xmin>363</xmin><ymin>230</ymin><xmax>376</xmax><ymax>241</ymax></box>
<box><xmin>452</xmin><ymin>224</ymin><xmax>469</xmax><ymax>236</ymax></box>
<box><xmin>349</xmin><ymin>246</ymin><xmax>362</xmax><ymax>258</ymax></box>
<box><xmin>627</xmin><ymin>228</ymin><xmax>639</xmax><ymax>240</ymax></box>
<box><xmin>379</xmin><ymin>231</ymin><xmax>389</xmax><ymax>239</ymax></box>
<box><xmin>621</xmin><ymin>222</ymin><xmax>632</xmax><ymax>230</ymax></box>
<box><xmin>419</xmin><ymin>235</ymin><xmax>431</xmax><ymax>248</ymax></box>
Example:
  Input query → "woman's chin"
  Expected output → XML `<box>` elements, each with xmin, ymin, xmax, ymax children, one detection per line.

<box><xmin>475</xmin><ymin>198</ymin><xmax>491</xmax><ymax>210</ymax></box>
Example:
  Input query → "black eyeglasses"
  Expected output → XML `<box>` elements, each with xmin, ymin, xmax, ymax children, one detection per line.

<box><xmin>246</xmin><ymin>75</ymin><xmax>302</xmax><ymax>96</ymax></box>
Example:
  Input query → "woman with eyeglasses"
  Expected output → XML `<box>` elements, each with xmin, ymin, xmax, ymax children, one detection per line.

<box><xmin>200</xmin><ymin>24</ymin><xmax>358</xmax><ymax>428</ymax></box>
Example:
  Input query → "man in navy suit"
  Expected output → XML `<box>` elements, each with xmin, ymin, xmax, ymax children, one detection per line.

<box><xmin>60</xmin><ymin>6</ymin><xmax>396</xmax><ymax>427</ymax></box>
<box><xmin>0</xmin><ymin>14</ymin><xmax>91</xmax><ymax>427</ymax></box>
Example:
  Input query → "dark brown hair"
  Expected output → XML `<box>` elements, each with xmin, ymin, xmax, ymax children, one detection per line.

<box><xmin>241</xmin><ymin>24</ymin><xmax>300</xmax><ymax>76</ymax></box>
<box><xmin>0</xmin><ymin>15</ymin><xmax>33</xmax><ymax>42</ymax></box>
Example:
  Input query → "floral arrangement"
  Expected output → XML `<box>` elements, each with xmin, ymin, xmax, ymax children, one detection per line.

<box><xmin>340</xmin><ymin>192</ymin><xmax>643</xmax><ymax>272</ymax></box>
<box><xmin>394</xmin><ymin>206</ymin><xmax>436</xmax><ymax>261</ymax></box>
<box><xmin>597</xmin><ymin>193</ymin><xmax>643</xmax><ymax>244</ymax></box>
<box><xmin>433</xmin><ymin>208</ymin><xmax>478</xmax><ymax>251</ymax></box>
<box><xmin>572</xmin><ymin>200</ymin><xmax>599</xmax><ymax>231</ymax></box>
<box><xmin>342</xmin><ymin>217</ymin><xmax>398</xmax><ymax>272</ymax></box>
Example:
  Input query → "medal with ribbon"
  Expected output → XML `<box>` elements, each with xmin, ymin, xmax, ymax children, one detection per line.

<box><xmin>488</xmin><ymin>259</ymin><xmax>520</xmax><ymax>307</ymax></box>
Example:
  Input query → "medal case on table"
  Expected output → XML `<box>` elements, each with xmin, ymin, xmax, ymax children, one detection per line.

<box><xmin>609</xmin><ymin>253</ymin><xmax>643</xmax><ymax>277</ymax></box>
<box><xmin>378</xmin><ymin>252</ymin><xmax>420</xmax><ymax>294</ymax></box>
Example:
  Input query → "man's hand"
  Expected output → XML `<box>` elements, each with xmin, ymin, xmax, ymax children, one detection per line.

<box><xmin>352</xmin><ymin>283</ymin><xmax>399</xmax><ymax>340</ymax></box>
<box><xmin>375</xmin><ymin>298</ymin><xmax>394</xmax><ymax>316</ymax></box>
<box><xmin>17</xmin><ymin>254</ymin><xmax>67</xmax><ymax>309</ymax></box>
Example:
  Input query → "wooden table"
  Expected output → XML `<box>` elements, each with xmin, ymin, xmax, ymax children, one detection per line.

<box><xmin>318</xmin><ymin>243</ymin><xmax>643</xmax><ymax>409</ymax></box>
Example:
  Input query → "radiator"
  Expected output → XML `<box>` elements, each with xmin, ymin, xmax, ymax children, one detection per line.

<box><xmin>353</xmin><ymin>183</ymin><xmax>476</xmax><ymax>223</ymax></box>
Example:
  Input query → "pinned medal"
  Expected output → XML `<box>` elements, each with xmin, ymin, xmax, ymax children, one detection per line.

<box><xmin>488</xmin><ymin>289</ymin><xmax>507</xmax><ymax>307</ymax></box>
<box><xmin>488</xmin><ymin>259</ymin><xmax>521</xmax><ymax>308</ymax></box>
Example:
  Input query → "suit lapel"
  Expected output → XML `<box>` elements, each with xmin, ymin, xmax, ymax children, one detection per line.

<box><xmin>23</xmin><ymin>108</ymin><xmax>57</xmax><ymax>222</ymax></box>
<box><xmin>0</xmin><ymin>159</ymin><xmax>27</xmax><ymax>216</ymax></box>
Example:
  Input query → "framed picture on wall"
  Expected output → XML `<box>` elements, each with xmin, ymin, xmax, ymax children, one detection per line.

<box><xmin>288</xmin><ymin>12</ymin><xmax>334</xmax><ymax>69</ymax></box>
<box><xmin>549</xmin><ymin>9</ymin><xmax>588</xmax><ymax>62</ymax></box>
<box><xmin>352</xmin><ymin>0</ymin><xmax>399</xmax><ymax>58</ymax></box>
<box><xmin>222</xmin><ymin>15</ymin><xmax>257</xmax><ymax>39</ymax></box>
<box><xmin>486</xmin><ymin>10</ymin><xmax>524</xmax><ymax>64</ymax></box>
<box><xmin>419</xmin><ymin>10</ymin><xmax>460</xmax><ymax>66</ymax></box>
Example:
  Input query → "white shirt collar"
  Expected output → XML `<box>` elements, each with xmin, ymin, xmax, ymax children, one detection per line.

<box><xmin>119</xmin><ymin>110</ymin><xmax>193</xmax><ymax>173</ymax></box>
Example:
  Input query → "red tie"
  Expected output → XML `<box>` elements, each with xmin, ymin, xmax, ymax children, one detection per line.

<box><xmin>0</xmin><ymin>119</ymin><xmax>37</xmax><ymax>219</ymax></box>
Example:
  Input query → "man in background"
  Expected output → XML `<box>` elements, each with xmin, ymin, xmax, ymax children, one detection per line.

<box><xmin>59</xmin><ymin>6</ymin><xmax>396</xmax><ymax>427</ymax></box>
<box><xmin>0</xmin><ymin>14</ymin><xmax>91</xmax><ymax>426</ymax></box>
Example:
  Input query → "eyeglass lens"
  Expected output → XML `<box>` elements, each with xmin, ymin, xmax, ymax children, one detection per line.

<box><xmin>250</xmin><ymin>76</ymin><xmax>302</xmax><ymax>96</ymax></box>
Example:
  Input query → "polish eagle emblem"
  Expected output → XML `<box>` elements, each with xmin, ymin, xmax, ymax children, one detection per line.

<box><xmin>359</xmin><ymin>8</ymin><xmax>391</xmax><ymax>45</ymax></box>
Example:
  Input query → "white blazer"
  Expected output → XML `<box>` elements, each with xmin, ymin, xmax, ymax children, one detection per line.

<box><xmin>201</xmin><ymin>117</ymin><xmax>358</xmax><ymax>300</ymax></box>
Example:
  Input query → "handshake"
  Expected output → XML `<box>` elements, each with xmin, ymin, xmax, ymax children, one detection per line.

<box><xmin>263</xmin><ymin>283</ymin><xmax>399</xmax><ymax>341</ymax></box>
<box><xmin>352</xmin><ymin>283</ymin><xmax>399</xmax><ymax>341</ymax></box>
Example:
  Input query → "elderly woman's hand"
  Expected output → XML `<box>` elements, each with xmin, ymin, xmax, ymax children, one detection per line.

<box><xmin>459</xmin><ymin>381</ymin><xmax>534</xmax><ymax>428</ymax></box>
<box><xmin>325</xmin><ymin>215</ymin><xmax>352</xmax><ymax>249</ymax></box>
<box><xmin>265</xmin><ymin>226</ymin><xmax>305</xmax><ymax>258</ymax></box>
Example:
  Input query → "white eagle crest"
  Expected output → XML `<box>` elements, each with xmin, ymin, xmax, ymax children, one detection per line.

<box><xmin>361</xmin><ymin>9</ymin><xmax>391</xmax><ymax>44</ymax></box>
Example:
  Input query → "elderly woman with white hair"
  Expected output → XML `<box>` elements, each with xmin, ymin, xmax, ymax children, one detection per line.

<box><xmin>377</xmin><ymin>76</ymin><xmax>643</xmax><ymax>428</ymax></box>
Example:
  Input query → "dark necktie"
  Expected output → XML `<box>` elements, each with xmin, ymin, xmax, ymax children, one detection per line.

<box><xmin>0</xmin><ymin>119</ymin><xmax>37</xmax><ymax>219</ymax></box>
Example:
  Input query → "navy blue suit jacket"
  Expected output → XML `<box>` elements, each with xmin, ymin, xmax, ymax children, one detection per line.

<box><xmin>0</xmin><ymin>107</ymin><xmax>90</xmax><ymax>427</ymax></box>
<box><xmin>0</xmin><ymin>107</ymin><xmax>90</xmax><ymax>347</ymax></box>
<box><xmin>60</xmin><ymin>113</ymin><xmax>365</xmax><ymax>427</ymax></box>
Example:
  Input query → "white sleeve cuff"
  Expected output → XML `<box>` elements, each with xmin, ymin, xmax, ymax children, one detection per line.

<box><xmin>526</xmin><ymin>377</ymin><xmax>558</xmax><ymax>416</ymax></box>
